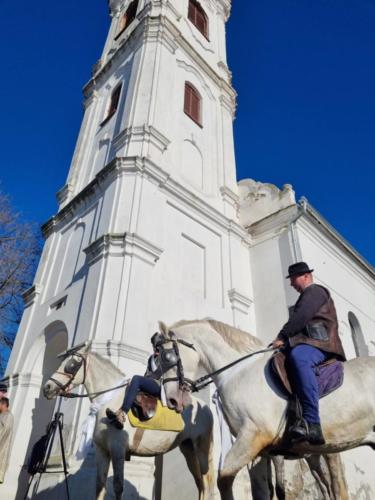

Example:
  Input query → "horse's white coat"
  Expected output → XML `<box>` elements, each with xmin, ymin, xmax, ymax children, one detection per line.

<box><xmin>161</xmin><ymin>319</ymin><xmax>375</xmax><ymax>500</ymax></box>
<box><xmin>44</xmin><ymin>347</ymin><xmax>215</xmax><ymax>500</ymax></box>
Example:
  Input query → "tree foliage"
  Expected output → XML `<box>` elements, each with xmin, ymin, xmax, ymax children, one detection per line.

<box><xmin>0</xmin><ymin>191</ymin><xmax>41</xmax><ymax>375</ymax></box>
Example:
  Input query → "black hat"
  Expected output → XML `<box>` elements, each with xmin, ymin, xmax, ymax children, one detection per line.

<box><xmin>286</xmin><ymin>262</ymin><xmax>314</xmax><ymax>279</ymax></box>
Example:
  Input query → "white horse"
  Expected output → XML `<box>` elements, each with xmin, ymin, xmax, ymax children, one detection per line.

<box><xmin>43</xmin><ymin>343</ymin><xmax>215</xmax><ymax>500</ymax></box>
<box><xmin>159</xmin><ymin>319</ymin><xmax>367</xmax><ymax>500</ymax></box>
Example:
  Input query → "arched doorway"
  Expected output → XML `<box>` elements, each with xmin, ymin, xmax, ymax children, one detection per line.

<box><xmin>15</xmin><ymin>321</ymin><xmax>68</xmax><ymax>499</ymax></box>
<box><xmin>348</xmin><ymin>312</ymin><xmax>368</xmax><ymax>357</ymax></box>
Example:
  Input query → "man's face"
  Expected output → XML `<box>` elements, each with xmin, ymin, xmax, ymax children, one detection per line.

<box><xmin>0</xmin><ymin>402</ymin><xmax>4</xmax><ymax>414</ymax></box>
<box><xmin>290</xmin><ymin>273</ymin><xmax>312</xmax><ymax>293</ymax></box>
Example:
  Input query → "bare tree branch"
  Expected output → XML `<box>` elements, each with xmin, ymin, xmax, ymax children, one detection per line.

<box><xmin>0</xmin><ymin>190</ymin><xmax>41</xmax><ymax>375</ymax></box>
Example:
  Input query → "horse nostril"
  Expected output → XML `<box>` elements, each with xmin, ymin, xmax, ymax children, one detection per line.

<box><xmin>44</xmin><ymin>383</ymin><xmax>52</xmax><ymax>395</ymax></box>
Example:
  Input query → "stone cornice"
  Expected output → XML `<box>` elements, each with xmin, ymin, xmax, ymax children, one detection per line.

<box><xmin>112</xmin><ymin>124</ymin><xmax>170</xmax><ymax>152</ymax></box>
<box><xmin>84</xmin><ymin>13</ymin><xmax>235</xmax><ymax>103</ymax></box>
<box><xmin>297</xmin><ymin>200</ymin><xmax>375</xmax><ymax>284</ymax></box>
<box><xmin>43</xmin><ymin>156</ymin><xmax>251</xmax><ymax>245</ymax></box>
<box><xmin>216</xmin><ymin>0</ymin><xmax>232</xmax><ymax>21</ymax></box>
<box><xmin>220</xmin><ymin>186</ymin><xmax>239</xmax><ymax>208</ymax></box>
<box><xmin>83</xmin><ymin>232</ymin><xmax>163</xmax><ymax>266</ymax></box>
<box><xmin>228</xmin><ymin>288</ymin><xmax>253</xmax><ymax>314</ymax></box>
<box><xmin>247</xmin><ymin>204</ymin><xmax>300</xmax><ymax>242</ymax></box>
<box><xmin>22</xmin><ymin>284</ymin><xmax>42</xmax><ymax>308</ymax></box>
<box><xmin>219</xmin><ymin>94</ymin><xmax>236</xmax><ymax>117</ymax></box>
<box><xmin>4</xmin><ymin>372</ymin><xmax>43</xmax><ymax>390</ymax></box>
<box><xmin>90</xmin><ymin>340</ymin><xmax>149</xmax><ymax>365</ymax></box>
<box><xmin>56</xmin><ymin>182</ymin><xmax>74</xmax><ymax>206</ymax></box>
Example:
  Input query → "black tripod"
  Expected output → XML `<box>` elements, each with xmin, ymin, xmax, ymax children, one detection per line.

<box><xmin>24</xmin><ymin>412</ymin><xmax>70</xmax><ymax>500</ymax></box>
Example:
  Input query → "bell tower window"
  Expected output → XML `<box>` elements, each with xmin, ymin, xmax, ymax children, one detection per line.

<box><xmin>115</xmin><ymin>0</ymin><xmax>139</xmax><ymax>39</ymax></box>
<box><xmin>188</xmin><ymin>0</ymin><xmax>209</xmax><ymax>40</ymax></box>
<box><xmin>101</xmin><ymin>84</ymin><xmax>122</xmax><ymax>125</ymax></box>
<box><xmin>184</xmin><ymin>82</ymin><xmax>202</xmax><ymax>127</ymax></box>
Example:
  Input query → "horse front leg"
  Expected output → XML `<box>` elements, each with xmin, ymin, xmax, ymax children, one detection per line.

<box><xmin>218</xmin><ymin>427</ymin><xmax>267</xmax><ymax>500</ymax></box>
<box><xmin>305</xmin><ymin>455</ymin><xmax>331</xmax><ymax>500</ymax></box>
<box><xmin>179</xmin><ymin>440</ymin><xmax>204</xmax><ymax>497</ymax></box>
<box><xmin>196</xmin><ymin>428</ymin><xmax>215</xmax><ymax>499</ymax></box>
<box><xmin>324</xmin><ymin>454</ymin><xmax>349</xmax><ymax>500</ymax></box>
<box><xmin>96</xmin><ymin>446</ymin><xmax>110</xmax><ymax>500</ymax></box>
<box><xmin>111</xmin><ymin>449</ymin><xmax>126</xmax><ymax>500</ymax></box>
<box><xmin>271</xmin><ymin>455</ymin><xmax>286</xmax><ymax>500</ymax></box>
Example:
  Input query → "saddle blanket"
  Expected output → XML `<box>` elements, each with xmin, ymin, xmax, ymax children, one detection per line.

<box><xmin>128</xmin><ymin>400</ymin><xmax>185</xmax><ymax>432</ymax></box>
<box><xmin>271</xmin><ymin>352</ymin><xmax>344</xmax><ymax>398</ymax></box>
<box><xmin>316</xmin><ymin>359</ymin><xmax>344</xmax><ymax>398</ymax></box>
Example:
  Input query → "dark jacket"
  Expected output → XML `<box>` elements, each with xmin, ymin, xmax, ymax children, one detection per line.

<box><xmin>277</xmin><ymin>284</ymin><xmax>346</xmax><ymax>361</ymax></box>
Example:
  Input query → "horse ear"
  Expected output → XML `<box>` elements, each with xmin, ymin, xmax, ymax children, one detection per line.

<box><xmin>158</xmin><ymin>321</ymin><xmax>168</xmax><ymax>335</ymax></box>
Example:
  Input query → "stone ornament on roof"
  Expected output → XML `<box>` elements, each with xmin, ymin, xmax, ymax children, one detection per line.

<box><xmin>108</xmin><ymin>0</ymin><xmax>123</xmax><ymax>16</ymax></box>
<box><xmin>238</xmin><ymin>178</ymin><xmax>296</xmax><ymax>227</ymax></box>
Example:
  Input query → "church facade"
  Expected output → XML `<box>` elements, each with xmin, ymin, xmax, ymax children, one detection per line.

<box><xmin>3</xmin><ymin>1</ymin><xmax>375</xmax><ymax>499</ymax></box>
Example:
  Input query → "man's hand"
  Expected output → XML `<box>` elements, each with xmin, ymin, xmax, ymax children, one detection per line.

<box><xmin>270</xmin><ymin>339</ymin><xmax>285</xmax><ymax>348</ymax></box>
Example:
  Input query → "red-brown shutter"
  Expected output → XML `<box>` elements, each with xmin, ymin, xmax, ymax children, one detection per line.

<box><xmin>184</xmin><ymin>83</ymin><xmax>201</xmax><ymax>126</ymax></box>
<box><xmin>188</xmin><ymin>0</ymin><xmax>208</xmax><ymax>39</ymax></box>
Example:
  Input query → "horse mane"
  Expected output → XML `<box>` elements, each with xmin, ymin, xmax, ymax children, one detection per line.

<box><xmin>89</xmin><ymin>351</ymin><xmax>125</xmax><ymax>377</ymax></box>
<box><xmin>163</xmin><ymin>319</ymin><xmax>264</xmax><ymax>353</ymax></box>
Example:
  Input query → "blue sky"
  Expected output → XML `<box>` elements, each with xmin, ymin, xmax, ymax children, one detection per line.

<box><xmin>0</xmin><ymin>0</ymin><xmax>374</xmax><ymax>263</ymax></box>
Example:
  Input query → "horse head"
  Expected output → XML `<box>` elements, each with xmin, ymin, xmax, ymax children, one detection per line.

<box><xmin>43</xmin><ymin>342</ymin><xmax>91</xmax><ymax>399</ymax></box>
<box><xmin>157</xmin><ymin>321</ymin><xmax>198</xmax><ymax>412</ymax></box>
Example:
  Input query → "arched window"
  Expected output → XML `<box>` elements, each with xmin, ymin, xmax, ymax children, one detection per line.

<box><xmin>348</xmin><ymin>312</ymin><xmax>368</xmax><ymax>357</ymax></box>
<box><xmin>184</xmin><ymin>82</ymin><xmax>202</xmax><ymax>126</ymax></box>
<box><xmin>116</xmin><ymin>0</ymin><xmax>139</xmax><ymax>38</ymax></box>
<box><xmin>101</xmin><ymin>83</ymin><xmax>122</xmax><ymax>125</ymax></box>
<box><xmin>188</xmin><ymin>0</ymin><xmax>209</xmax><ymax>39</ymax></box>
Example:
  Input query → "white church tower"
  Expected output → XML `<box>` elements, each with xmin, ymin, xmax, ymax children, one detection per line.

<box><xmin>4</xmin><ymin>1</ymin><xmax>254</xmax><ymax>497</ymax></box>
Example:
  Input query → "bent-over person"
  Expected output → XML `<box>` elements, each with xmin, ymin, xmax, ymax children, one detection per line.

<box><xmin>106</xmin><ymin>332</ymin><xmax>163</xmax><ymax>429</ymax></box>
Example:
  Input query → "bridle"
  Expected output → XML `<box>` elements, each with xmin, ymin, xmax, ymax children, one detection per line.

<box><xmin>154</xmin><ymin>331</ymin><xmax>197</xmax><ymax>391</ymax></box>
<box><xmin>48</xmin><ymin>352</ymin><xmax>88</xmax><ymax>395</ymax></box>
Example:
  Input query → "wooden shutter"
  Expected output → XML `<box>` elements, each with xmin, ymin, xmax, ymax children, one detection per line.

<box><xmin>184</xmin><ymin>82</ymin><xmax>202</xmax><ymax>126</ymax></box>
<box><xmin>188</xmin><ymin>0</ymin><xmax>208</xmax><ymax>39</ymax></box>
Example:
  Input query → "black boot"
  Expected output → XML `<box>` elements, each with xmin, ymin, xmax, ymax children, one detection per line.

<box><xmin>308</xmin><ymin>423</ymin><xmax>326</xmax><ymax>445</ymax></box>
<box><xmin>289</xmin><ymin>418</ymin><xmax>309</xmax><ymax>443</ymax></box>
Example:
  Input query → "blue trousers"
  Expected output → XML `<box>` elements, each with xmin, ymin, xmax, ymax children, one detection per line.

<box><xmin>285</xmin><ymin>344</ymin><xmax>329</xmax><ymax>424</ymax></box>
<box><xmin>121</xmin><ymin>375</ymin><xmax>160</xmax><ymax>413</ymax></box>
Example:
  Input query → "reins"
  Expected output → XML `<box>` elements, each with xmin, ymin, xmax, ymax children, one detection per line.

<box><xmin>61</xmin><ymin>380</ymin><xmax>130</xmax><ymax>399</ymax></box>
<box><xmin>156</xmin><ymin>331</ymin><xmax>277</xmax><ymax>393</ymax></box>
<box><xmin>190</xmin><ymin>346</ymin><xmax>276</xmax><ymax>392</ymax></box>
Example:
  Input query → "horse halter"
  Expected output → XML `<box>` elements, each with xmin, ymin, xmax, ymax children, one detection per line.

<box><xmin>155</xmin><ymin>331</ymin><xmax>196</xmax><ymax>390</ymax></box>
<box><xmin>48</xmin><ymin>352</ymin><xmax>88</xmax><ymax>394</ymax></box>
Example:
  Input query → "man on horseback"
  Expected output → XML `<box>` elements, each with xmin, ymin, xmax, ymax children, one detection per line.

<box><xmin>271</xmin><ymin>262</ymin><xmax>346</xmax><ymax>445</ymax></box>
<box><xmin>106</xmin><ymin>333</ymin><xmax>163</xmax><ymax>429</ymax></box>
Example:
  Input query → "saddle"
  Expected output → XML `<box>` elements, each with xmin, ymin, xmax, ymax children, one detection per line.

<box><xmin>271</xmin><ymin>350</ymin><xmax>344</xmax><ymax>398</ymax></box>
<box><xmin>128</xmin><ymin>394</ymin><xmax>185</xmax><ymax>432</ymax></box>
